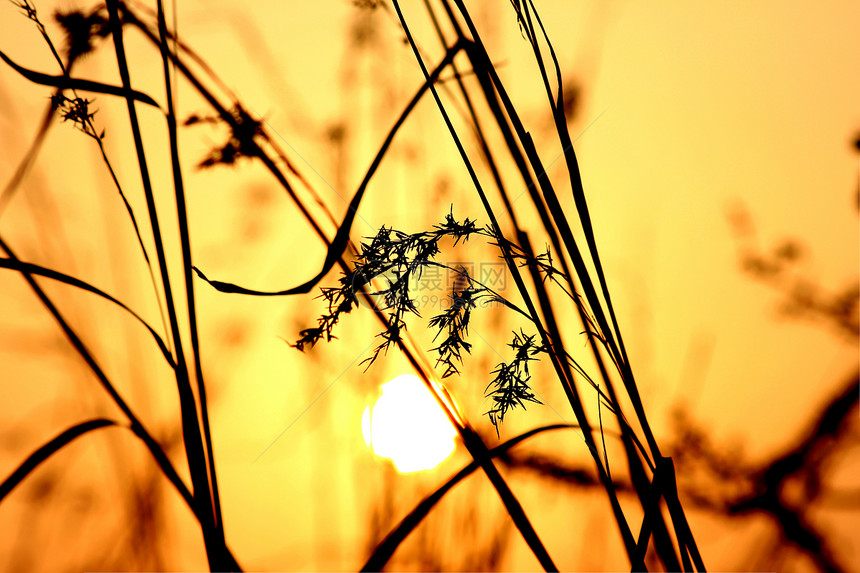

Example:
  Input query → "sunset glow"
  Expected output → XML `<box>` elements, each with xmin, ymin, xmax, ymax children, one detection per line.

<box><xmin>0</xmin><ymin>0</ymin><xmax>857</xmax><ymax>570</ymax></box>
<box><xmin>362</xmin><ymin>375</ymin><xmax>458</xmax><ymax>473</ymax></box>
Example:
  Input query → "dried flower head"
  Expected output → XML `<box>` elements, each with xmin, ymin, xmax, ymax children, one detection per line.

<box><xmin>295</xmin><ymin>208</ymin><xmax>576</xmax><ymax>433</ymax></box>
<box><xmin>54</xmin><ymin>8</ymin><xmax>110</xmax><ymax>63</ymax></box>
<box><xmin>50</xmin><ymin>93</ymin><xmax>102</xmax><ymax>139</ymax></box>
<box><xmin>186</xmin><ymin>105</ymin><xmax>264</xmax><ymax>169</ymax></box>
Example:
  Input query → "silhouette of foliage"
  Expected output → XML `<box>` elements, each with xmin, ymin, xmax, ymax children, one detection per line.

<box><xmin>485</xmin><ymin>331</ymin><xmax>545</xmax><ymax>435</ymax></box>
<box><xmin>54</xmin><ymin>7</ymin><xmax>110</xmax><ymax>62</ymax></box>
<box><xmin>293</xmin><ymin>209</ymin><xmax>488</xmax><ymax>367</ymax></box>
<box><xmin>295</xmin><ymin>209</ymin><xmax>563</xmax><ymax>433</ymax></box>
<box><xmin>50</xmin><ymin>93</ymin><xmax>102</xmax><ymax>138</ymax></box>
<box><xmin>185</xmin><ymin>105</ymin><xmax>264</xmax><ymax>169</ymax></box>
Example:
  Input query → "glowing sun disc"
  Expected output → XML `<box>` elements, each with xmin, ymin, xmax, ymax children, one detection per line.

<box><xmin>362</xmin><ymin>374</ymin><xmax>458</xmax><ymax>473</ymax></box>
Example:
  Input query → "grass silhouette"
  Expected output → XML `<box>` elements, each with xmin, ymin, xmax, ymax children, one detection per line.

<box><xmin>0</xmin><ymin>1</ymin><xmax>715</xmax><ymax>570</ymax></box>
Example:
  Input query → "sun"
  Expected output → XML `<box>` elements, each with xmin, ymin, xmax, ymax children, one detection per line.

<box><xmin>361</xmin><ymin>374</ymin><xmax>459</xmax><ymax>473</ymax></box>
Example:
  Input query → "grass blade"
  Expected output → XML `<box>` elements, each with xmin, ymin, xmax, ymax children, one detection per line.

<box><xmin>154</xmin><ymin>0</ymin><xmax>227</xmax><ymax>559</ymax></box>
<box><xmin>105</xmin><ymin>2</ymin><xmax>236</xmax><ymax>569</ymax></box>
<box><xmin>0</xmin><ymin>419</ymin><xmax>118</xmax><ymax>503</ymax></box>
<box><xmin>0</xmin><ymin>416</ymin><xmax>243</xmax><ymax>570</ymax></box>
<box><xmin>362</xmin><ymin>424</ymin><xmax>578</xmax><ymax>571</ymax></box>
<box><xmin>192</xmin><ymin>42</ymin><xmax>463</xmax><ymax>297</ymax></box>
<box><xmin>0</xmin><ymin>49</ymin><xmax>160</xmax><ymax>108</ymax></box>
<box><xmin>0</xmin><ymin>257</ymin><xmax>174</xmax><ymax>367</ymax></box>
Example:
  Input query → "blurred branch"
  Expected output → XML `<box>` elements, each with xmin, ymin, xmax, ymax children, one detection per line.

<box><xmin>484</xmin><ymin>369</ymin><xmax>859</xmax><ymax>573</ymax></box>
<box><xmin>671</xmin><ymin>370</ymin><xmax>859</xmax><ymax>573</ymax></box>
<box><xmin>728</xmin><ymin>183</ymin><xmax>859</xmax><ymax>344</ymax></box>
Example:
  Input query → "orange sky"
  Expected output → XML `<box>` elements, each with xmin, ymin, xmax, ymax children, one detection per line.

<box><xmin>1</xmin><ymin>1</ymin><xmax>858</xmax><ymax>571</ymax></box>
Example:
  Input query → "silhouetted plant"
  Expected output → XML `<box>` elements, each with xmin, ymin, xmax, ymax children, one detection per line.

<box><xmin>296</xmin><ymin>210</ymin><xmax>555</xmax><ymax>432</ymax></box>
<box><xmin>0</xmin><ymin>0</ymin><xmax>707</xmax><ymax>571</ymax></box>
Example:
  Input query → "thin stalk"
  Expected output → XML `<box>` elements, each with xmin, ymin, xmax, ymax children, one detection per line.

<box><xmin>0</xmin><ymin>235</ymin><xmax>197</xmax><ymax>518</ymax></box>
<box><xmin>103</xmin><ymin>2</ymin><xmax>223</xmax><ymax>569</ymax></box>
<box><xmin>518</xmin><ymin>231</ymin><xmax>642</xmax><ymax>567</ymax></box>
<box><xmin>525</xmin><ymin>0</ymin><xmax>656</xmax><ymax>452</ymax></box>
<box><xmin>0</xmin><ymin>13</ymin><xmax>173</xmax><ymax>349</ymax></box>
<box><xmin>392</xmin><ymin>3</ymin><xmax>562</xmax><ymax>570</ymax></box>
<box><xmin>423</xmin><ymin>0</ymin><xmax>631</xmax><ymax>489</ymax></box>
<box><xmin>453</xmin><ymin>3</ymin><xmax>701</xmax><ymax>569</ymax></box>
<box><xmin>409</xmin><ymin>0</ymin><xmax>644</xmax><ymax>563</ymax></box>
<box><xmin>515</xmin><ymin>4</ymin><xmax>697</xmax><ymax>568</ymax></box>
<box><xmin>0</xmin><ymin>257</ymin><xmax>173</xmax><ymax>366</ymax></box>
<box><xmin>154</xmin><ymin>0</ymin><xmax>225</xmax><ymax>553</ymax></box>
<box><xmin>418</xmin><ymin>2</ymin><xmax>679</xmax><ymax>568</ymax></box>
<box><xmin>138</xmin><ymin>16</ymin><xmax>552</xmax><ymax>572</ymax></box>
<box><xmin>362</xmin><ymin>423</ymin><xmax>581</xmax><ymax>571</ymax></box>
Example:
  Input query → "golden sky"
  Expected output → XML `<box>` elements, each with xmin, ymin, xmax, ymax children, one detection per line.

<box><xmin>0</xmin><ymin>1</ymin><xmax>858</xmax><ymax>571</ymax></box>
